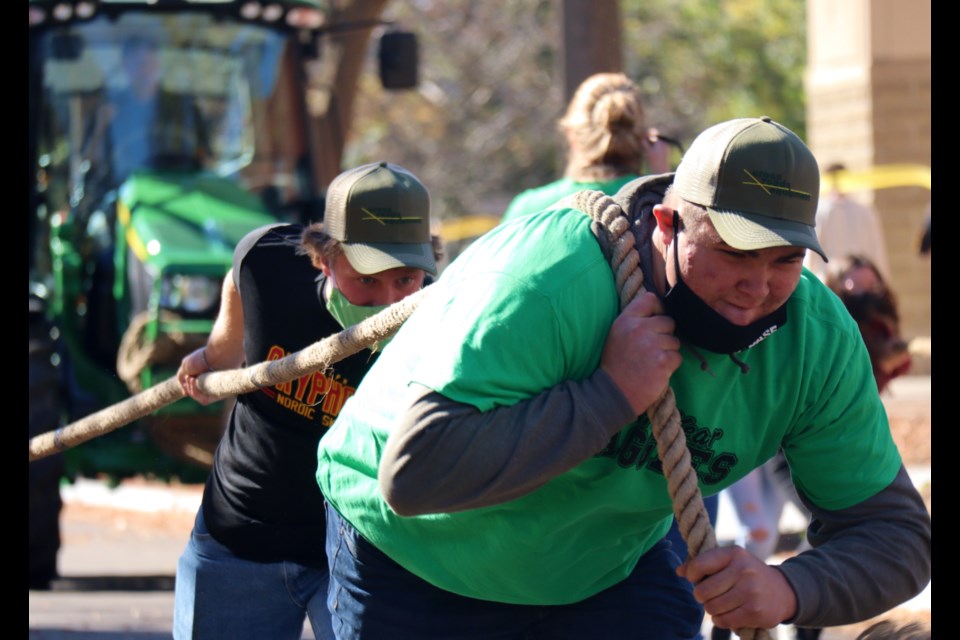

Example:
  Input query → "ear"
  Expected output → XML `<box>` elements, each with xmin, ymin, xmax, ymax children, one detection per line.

<box><xmin>315</xmin><ymin>255</ymin><xmax>334</xmax><ymax>278</ymax></box>
<box><xmin>652</xmin><ymin>204</ymin><xmax>676</xmax><ymax>244</ymax></box>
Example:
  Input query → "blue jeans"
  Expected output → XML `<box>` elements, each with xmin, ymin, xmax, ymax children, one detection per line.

<box><xmin>174</xmin><ymin>508</ymin><xmax>333</xmax><ymax>640</ymax></box>
<box><xmin>325</xmin><ymin>503</ymin><xmax>703</xmax><ymax>639</ymax></box>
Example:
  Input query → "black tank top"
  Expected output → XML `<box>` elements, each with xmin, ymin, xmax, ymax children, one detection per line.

<box><xmin>202</xmin><ymin>224</ymin><xmax>379</xmax><ymax>568</ymax></box>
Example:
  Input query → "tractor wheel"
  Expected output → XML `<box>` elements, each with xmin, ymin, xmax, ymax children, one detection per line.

<box><xmin>29</xmin><ymin>294</ymin><xmax>64</xmax><ymax>590</ymax></box>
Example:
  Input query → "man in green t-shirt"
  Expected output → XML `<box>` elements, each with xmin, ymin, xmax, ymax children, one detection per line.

<box><xmin>316</xmin><ymin>118</ymin><xmax>931</xmax><ymax>639</ymax></box>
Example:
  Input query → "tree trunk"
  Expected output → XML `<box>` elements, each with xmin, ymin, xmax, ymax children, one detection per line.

<box><xmin>308</xmin><ymin>0</ymin><xmax>392</xmax><ymax>188</ymax></box>
<box><xmin>560</xmin><ymin>0</ymin><xmax>623</xmax><ymax>102</ymax></box>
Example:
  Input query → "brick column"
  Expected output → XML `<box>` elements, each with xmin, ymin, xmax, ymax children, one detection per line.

<box><xmin>805</xmin><ymin>0</ymin><xmax>931</xmax><ymax>368</ymax></box>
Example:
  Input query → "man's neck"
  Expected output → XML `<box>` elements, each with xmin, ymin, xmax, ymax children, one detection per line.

<box><xmin>650</xmin><ymin>231</ymin><xmax>669</xmax><ymax>298</ymax></box>
<box><xmin>634</xmin><ymin>208</ymin><xmax>670</xmax><ymax>300</ymax></box>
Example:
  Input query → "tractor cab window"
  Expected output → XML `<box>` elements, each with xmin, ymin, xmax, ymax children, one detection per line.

<box><xmin>31</xmin><ymin>12</ymin><xmax>316</xmax><ymax>365</ymax></box>
<box><xmin>35</xmin><ymin>12</ymin><xmax>309</xmax><ymax>227</ymax></box>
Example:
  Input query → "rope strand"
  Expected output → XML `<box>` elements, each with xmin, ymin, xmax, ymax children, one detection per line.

<box><xmin>28</xmin><ymin>288</ymin><xmax>428</xmax><ymax>461</ymax></box>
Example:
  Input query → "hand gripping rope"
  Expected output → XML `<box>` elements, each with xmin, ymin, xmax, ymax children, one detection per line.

<box><xmin>28</xmin><ymin>191</ymin><xmax>770</xmax><ymax>639</ymax></box>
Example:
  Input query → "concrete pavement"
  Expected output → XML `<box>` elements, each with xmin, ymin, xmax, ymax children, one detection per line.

<box><xmin>27</xmin><ymin>471</ymin><xmax>322</xmax><ymax>638</ymax></box>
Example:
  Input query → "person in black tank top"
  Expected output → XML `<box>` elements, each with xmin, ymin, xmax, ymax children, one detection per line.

<box><xmin>172</xmin><ymin>162</ymin><xmax>442</xmax><ymax>640</ymax></box>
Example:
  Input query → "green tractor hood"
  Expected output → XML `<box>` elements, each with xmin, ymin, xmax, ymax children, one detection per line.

<box><xmin>118</xmin><ymin>171</ymin><xmax>276</xmax><ymax>271</ymax></box>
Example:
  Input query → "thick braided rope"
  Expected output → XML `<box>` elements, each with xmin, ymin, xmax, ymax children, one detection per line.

<box><xmin>571</xmin><ymin>189</ymin><xmax>769</xmax><ymax>640</ymax></box>
<box><xmin>28</xmin><ymin>287</ymin><xmax>428</xmax><ymax>462</ymax></box>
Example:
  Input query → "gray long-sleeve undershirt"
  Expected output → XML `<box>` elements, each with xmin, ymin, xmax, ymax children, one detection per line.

<box><xmin>777</xmin><ymin>465</ymin><xmax>930</xmax><ymax>627</ymax></box>
<box><xmin>378</xmin><ymin>377</ymin><xmax>931</xmax><ymax>629</ymax></box>
<box><xmin>380</xmin><ymin>369</ymin><xmax>635</xmax><ymax>515</ymax></box>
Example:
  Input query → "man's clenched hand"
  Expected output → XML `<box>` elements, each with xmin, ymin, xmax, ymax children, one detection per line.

<box><xmin>600</xmin><ymin>291</ymin><xmax>681</xmax><ymax>415</ymax></box>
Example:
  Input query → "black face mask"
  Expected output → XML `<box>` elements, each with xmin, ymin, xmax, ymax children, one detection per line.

<box><xmin>662</xmin><ymin>213</ymin><xmax>787</xmax><ymax>354</ymax></box>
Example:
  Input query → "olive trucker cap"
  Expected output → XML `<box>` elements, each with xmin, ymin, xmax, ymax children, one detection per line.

<box><xmin>324</xmin><ymin>161</ymin><xmax>437</xmax><ymax>275</ymax></box>
<box><xmin>673</xmin><ymin>116</ymin><xmax>827</xmax><ymax>260</ymax></box>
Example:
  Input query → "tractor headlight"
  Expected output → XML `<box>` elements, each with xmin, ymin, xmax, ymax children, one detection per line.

<box><xmin>160</xmin><ymin>274</ymin><xmax>220</xmax><ymax>316</ymax></box>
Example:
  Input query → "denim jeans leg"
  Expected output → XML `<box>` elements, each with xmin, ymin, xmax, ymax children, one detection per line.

<box><xmin>173</xmin><ymin>509</ymin><xmax>309</xmax><ymax>640</ymax></box>
<box><xmin>324</xmin><ymin>503</ymin><xmax>698</xmax><ymax>640</ymax></box>
<box><xmin>293</xmin><ymin>561</ymin><xmax>334</xmax><ymax>640</ymax></box>
<box><xmin>528</xmin><ymin>539</ymin><xmax>704</xmax><ymax>640</ymax></box>
<box><xmin>326</xmin><ymin>503</ymin><xmax>547</xmax><ymax>639</ymax></box>
<box><xmin>173</xmin><ymin>521</ymin><xmax>199</xmax><ymax>640</ymax></box>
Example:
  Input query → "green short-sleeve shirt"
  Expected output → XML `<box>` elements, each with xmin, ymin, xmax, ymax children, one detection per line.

<box><xmin>317</xmin><ymin>206</ymin><xmax>902</xmax><ymax>606</ymax></box>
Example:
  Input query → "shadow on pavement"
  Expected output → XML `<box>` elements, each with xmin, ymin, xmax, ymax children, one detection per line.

<box><xmin>29</xmin><ymin>633</ymin><xmax>172</xmax><ymax>639</ymax></box>
<box><xmin>49</xmin><ymin>575</ymin><xmax>175</xmax><ymax>592</ymax></box>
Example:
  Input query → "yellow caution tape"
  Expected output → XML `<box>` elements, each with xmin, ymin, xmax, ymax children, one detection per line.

<box><xmin>436</xmin><ymin>214</ymin><xmax>502</xmax><ymax>242</ymax></box>
<box><xmin>826</xmin><ymin>164</ymin><xmax>931</xmax><ymax>193</ymax></box>
<box><xmin>437</xmin><ymin>164</ymin><xmax>931</xmax><ymax>244</ymax></box>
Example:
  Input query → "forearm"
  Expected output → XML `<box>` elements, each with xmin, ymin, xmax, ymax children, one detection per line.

<box><xmin>177</xmin><ymin>270</ymin><xmax>246</xmax><ymax>403</ymax></box>
<box><xmin>777</xmin><ymin>465</ymin><xmax>931</xmax><ymax>627</ymax></box>
<box><xmin>379</xmin><ymin>369</ymin><xmax>636</xmax><ymax>516</ymax></box>
<box><xmin>202</xmin><ymin>269</ymin><xmax>246</xmax><ymax>370</ymax></box>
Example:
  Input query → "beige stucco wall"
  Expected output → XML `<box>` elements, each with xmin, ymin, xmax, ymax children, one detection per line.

<box><xmin>805</xmin><ymin>0</ymin><xmax>931</xmax><ymax>366</ymax></box>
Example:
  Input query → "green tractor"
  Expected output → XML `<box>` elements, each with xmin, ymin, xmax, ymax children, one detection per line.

<box><xmin>28</xmin><ymin>0</ymin><xmax>418</xmax><ymax>588</ymax></box>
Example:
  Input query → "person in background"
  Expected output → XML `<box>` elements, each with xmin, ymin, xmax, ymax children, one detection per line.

<box><xmin>802</xmin><ymin>162</ymin><xmax>891</xmax><ymax>283</ymax></box>
<box><xmin>857</xmin><ymin>619</ymin><xmax>930</xmax><ymax>640</ymax></box>
<box><xmin>823</xmin><ymin>254</ymin><xmax>912</xmax><ymax>394</ymax></box>
<box><xmin>83</xmin><ymin>35</ymin><xmax>209</xmax><ymax>181</ymax></box>
<box><xmin>500</xmin><ymin>71</ymin><xmax>672</xmax><ymax>224</ymax></box>
<box><xmin>172</xmin><ymin>161</ymin><xmax>441</xmax><ymax>640</ymax></box>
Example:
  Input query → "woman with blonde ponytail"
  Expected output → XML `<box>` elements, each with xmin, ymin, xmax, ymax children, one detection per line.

<box><xmin>501</xmin><ymin>72</ymin><xmax>671</xmax><ymax>223</ymax></box>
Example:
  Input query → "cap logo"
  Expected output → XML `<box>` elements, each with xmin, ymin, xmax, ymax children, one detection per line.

<box><xmin>361</xmin><ymin>207</ymin><xmax>424</xmax><ymax>226</ymax></box>
<box><xmin>742</xmin><ymin>169</ymin><xmax>812</xmax><ymax>202</ymax></box>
